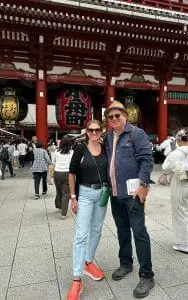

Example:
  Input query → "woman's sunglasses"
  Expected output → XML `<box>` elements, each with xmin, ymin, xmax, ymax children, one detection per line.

<box><xmin>87</xmin><ymin>128</ymin><xmax>102</xmax><ymax>133</ymax></box>
<box><xmin>107</xmin><ymin>113</ymin><xmax>121</xmax><ymax>120</ymax></box>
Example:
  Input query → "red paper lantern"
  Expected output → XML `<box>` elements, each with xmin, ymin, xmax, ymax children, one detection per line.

<box><xmin>56</xmin><ymin>88</ymin><xmax>91</xmax><ymax>130</ymax></box>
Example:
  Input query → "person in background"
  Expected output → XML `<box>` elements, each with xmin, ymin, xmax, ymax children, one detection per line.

<box><xmin>53</xmin><ymin>137</ymin><xmax>73</xmax><ymax>219</ymax></box>
<box><xmin>32</xmin><ymin>141</ymin><xmax>51</xmax><ymax>199</ymax></box>
<box><xmin>28</xmin><ymin>136</ymin><xmax>37</xmax><ymax>166</ymax></box>
<box><xmin>0</xmin><ymin>141</ymin><xmax>16</xmax><ymax>180</ymax></box>
<box><xmin>157</xmin><ymin>136</ymin><xmax>176</xmax><ymax>185</ymax></box>
<box><xmin>18</xmin><ymin>139</ymin><xmax>27</xmax><ymax>168</ymax></box>
<box><xmin>12</xmin><ymin>141</ymin><xmax>19</xmax><ymax>169</ymax></box>
<box><xmin>104</xmin><ymin>101</ymin><xmax>154</xmax><ymax>299</ymax></box>
<box><xmin>158</xmin><ymin>136</ymin><xmax>176</xmax><ymax>157</ymax></box>
<box><xmin>162</xmin><ymin>128</ymin><xmax>188</xmax><ymax>253</ymax></box>
<box><xmin>48</xmin><ymin>141</ymin><xmax>57</xmax><ymax>162</ymax></box>
<box><xmin>66</xmin><ymin>120</ymin><xmax>108</xmax><ymax>300</ymax></box>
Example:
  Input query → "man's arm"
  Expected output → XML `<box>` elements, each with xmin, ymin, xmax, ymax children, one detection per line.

<box><xmin>134</xmin><ymin>129</ymin><xmax>153</xmax><ymax>185</ymax></box>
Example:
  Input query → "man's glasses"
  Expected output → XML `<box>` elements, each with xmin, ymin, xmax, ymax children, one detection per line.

<box><xmin>107</xmin><ymin>113</ymin><xmax>121</xmax><ymax>120</ymax></box>
<box><xmin>87</xmin><ymin>128</ymin><xmax>102</xmax><ymax>133</ymax></box>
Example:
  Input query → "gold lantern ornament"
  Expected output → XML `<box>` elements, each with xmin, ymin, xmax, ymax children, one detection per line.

<box><xmin>0</xmin><ymin>88</ymin><xmax>19</xmax><ymax>126</ymax></box>
<box><xmin>124</xmin><ymin>96</ymin><xmax>140</xmax><ymax>125</ymax></box>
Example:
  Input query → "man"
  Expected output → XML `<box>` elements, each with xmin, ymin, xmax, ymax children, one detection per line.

<box><xmin>104</xmin><ymin>101</ymin><xmax>154</xmax><ymax>299</ymax></box>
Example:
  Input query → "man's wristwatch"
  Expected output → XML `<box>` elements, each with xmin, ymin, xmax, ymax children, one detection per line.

<box><xmin>71</xmin><ymin>194</ymin><xmax>76</xmax><ymax>199</ymax></box>
<box><xmin>139</xmin><ymin>181</ymin><xmax>148</xmax><ymax>188</ymax></box>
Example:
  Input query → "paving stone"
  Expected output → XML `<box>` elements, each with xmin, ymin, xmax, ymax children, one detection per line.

<box><xmin>106</xmin><ymin>270</ymin><xmax>171</xmax><ymax>300</ymax></box>
<box><xmin>51</xmin><ymin>229</ymin><xmax>74</xmax><ymax>258</ymax></box>
<box><xmin>1</xmin><ymin>166</ymin><xmax>188</xmax><ymax>299</ymax></box>
<box><xmin>7</xmin><ymin>281</ymin><xmax>60</xmax><ymax>300</ymax></box>
<box><xmin>56</xmin><ymin>257</ymin><xmax>114</xmax><ymax>300</ymax></box>
<box><xmin>0</xmin><ymin>236</ymin><xmax>17</xmax><ymax>266</ymax></box>
<box><xmin>0</xmin><ymin>266</ymin><xmax>11</xmax><ymax>299</ymax></box>
<box><xmin>145</xmin><ymin>215</ymin><xmax>167</xmax><ymax>231</ymax></box>
<box><xmin>49</xmin><ymin>218</ymin><xmax>75</xmax><ymax>232</ymax></box>
<box><xmin>17</xmin><ymin>224</ymin><xmax>51</xmax><ymax>248</ymax></box>
<box><xmin>10</xmin><ymin>245</ymin><xmax>56</xmax><ymax>287</ymax></box>
<box><xmin>95</xmin><ymin>236</ymin><xmax>120</xmax><ymax>271</ymax></box>
<box><xmin>21</xmin><ymin>211</ymin><xmax>48</xmax><ymax>225</ymax></box>
<box><xmin>153</xmin><ymin>256</ymin><xmax>188</xmax><ymax>288</ymax></box>
<box><xmin>165</xmin><ymin>283</ymin><xmax>188</xmax><ymax>300</ymax></box>
<box><xmin>0</xmin><ymin>224</ymin><xmax>20</xmax><ymax>238</ymax></box>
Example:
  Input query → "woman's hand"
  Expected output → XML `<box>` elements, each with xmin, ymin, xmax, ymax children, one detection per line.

<box><xmin>71</xmin><ymin>199</ymin><xmax>78</xmax><ymax>213</ymax></box>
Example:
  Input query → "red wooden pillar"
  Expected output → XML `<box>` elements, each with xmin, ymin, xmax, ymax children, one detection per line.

<box><xmin>36</xmin><ymin>69</ymin><xmax>48</xmax><ymax>147</ymax></box>
<box><xmin>105</xmin><ymin>77</ymin><xmax>116</xmax><ymax>131</ymax></box>
<box><xmin>158</xmin><ymin>81</ymin><xmax>168</xmax><ymax>143</ymax></box>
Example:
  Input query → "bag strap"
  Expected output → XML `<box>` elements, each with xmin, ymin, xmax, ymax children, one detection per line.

<box><xmin>83</xmin><ymin>143</ymin><xmax>102</xmax><ymax>186</ymax></box>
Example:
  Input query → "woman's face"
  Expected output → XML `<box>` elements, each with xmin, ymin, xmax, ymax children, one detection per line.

<box><xmin>86</xmin><ymin>122</ymin><xmax>102</xmax><ymax>142</ymax></box>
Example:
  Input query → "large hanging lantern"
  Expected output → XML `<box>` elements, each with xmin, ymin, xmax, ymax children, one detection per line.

<box><xmin>56</xmin><ymin>87</ymin><xmax>91</xmax><ymax>132</ymax></box>
<box><xmin>16</xmin><ymin>97</ymin><xmax>28</xmax><ymax>121</ymax></box>
<box><xmin>0</xmin><ymin>88</ymin><xmax>28</xmax><ymax>126</ymax></box>
<box><xmin>0</xmin><ymin>88</ymin><xmax>19</xmax><ymax>126</ymax></box>
<box><xmin>124</xmin><ymin>96</ymin><xmax>141</xmax><ymax>125</ymax></box>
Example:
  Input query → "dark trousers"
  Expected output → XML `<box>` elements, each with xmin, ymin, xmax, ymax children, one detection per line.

<box><xmin>1</xmin><ymin>161</ymin><xmax>13</xmax><ymax>179</ymax></box>
<box><xmin>33</xmin><ymin>171</ymin><xmax>47</xmax><ymax>195</ymax></box>
<box><xmin>19</xmin><ymin>155</ymin><xmax>25</xmax><ymax>168</ymax></box>
<box><xmin>54</xmin><ymin>171</ymin><xmax>69</xmax><ymax>215</ymax></box>
<box><xmin>111</xmin><ymin>196</ymin><xmax>154</xmax><ymax>279</ymax></box>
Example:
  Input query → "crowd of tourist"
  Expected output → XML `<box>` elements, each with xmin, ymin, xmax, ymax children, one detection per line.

<box><xmin>1</xmin><ymin>101</ymin><xmax>188</xmax><ymax>300</ymax></box>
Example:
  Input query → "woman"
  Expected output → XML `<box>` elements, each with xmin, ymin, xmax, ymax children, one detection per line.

<box><xmin>48</xmin><ymin>141</ymin><xmax>57</xmax><ymax>162</ymax></box>
<box><xmin>53</xmin><ymin>137</ymin><xmax>73</xmax><ymax>219</ymax></box>
<box><xmin>13</xmin><ymin>141</ymin><xmax>19</xmax><ymax>169</ymax></box>
<box><xmin>163</xmin><ymin>128</ymin><xmax>188</xmax><ymax>253</ymax></box>
<box><xmin>67</xmin><ymin>120</ymin><xmax>108</xmax><ymax>300</ymax></box>
<box><xmin>32</xmin><ymin>141</ymin><xmax>51</xmax><ymax>199</ymax></box>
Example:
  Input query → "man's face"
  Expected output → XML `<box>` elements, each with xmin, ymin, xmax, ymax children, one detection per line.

<box><xmin>107</xmin><ymin>109</ymin><xmax>126</xmax><ymax>131</ymax></box>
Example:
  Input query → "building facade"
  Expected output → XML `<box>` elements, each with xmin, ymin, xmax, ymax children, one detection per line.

<box><xmin>0</xmin><ymin>0</ymin><xmax>188</xmax><ymax>144</ymax></box>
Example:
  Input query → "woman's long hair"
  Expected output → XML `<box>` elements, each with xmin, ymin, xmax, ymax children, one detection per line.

<box><xmin>58</xmin><ymin>137</ymin><xmax>72</xmax><ymax>154</ymax></box>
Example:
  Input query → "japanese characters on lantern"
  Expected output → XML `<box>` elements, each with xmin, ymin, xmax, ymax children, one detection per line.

<box><xmin>56</xmin><ymin>88</ymin><xmax>91</xmax><ymax>130</ymax></box>
<box><xmin>0</xmin><ymin>88</ymin><xmax>19</xmax><ymax>125</ymax></box>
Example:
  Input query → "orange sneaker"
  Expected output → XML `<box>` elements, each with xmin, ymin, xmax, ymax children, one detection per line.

<box><xmin>84</xmin><ymin>262</ymin><xmax>105</xmax><ymax>281</ymax></box>
<box><xmin>66</xmin><ymin>280</ymin><xmax>83</xmax><ymax>300</ymax></box>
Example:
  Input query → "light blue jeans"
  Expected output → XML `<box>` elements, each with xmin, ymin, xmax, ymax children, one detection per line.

<box><xmin>73</xmin><ymin>185</ymin><xmax>107</xmax><ymax>277</ymax></box>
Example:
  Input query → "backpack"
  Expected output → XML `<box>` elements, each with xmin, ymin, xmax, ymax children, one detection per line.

<box><xmin>0</xmin><ymin>147</ymin><xmax>9</xmax><ymax>161</ymax></box>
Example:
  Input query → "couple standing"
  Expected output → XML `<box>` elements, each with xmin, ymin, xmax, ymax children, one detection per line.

<box><xmin>67</xmin><ymin>101</ymin><xmax>154</xmax><ymax>300</ymax></box>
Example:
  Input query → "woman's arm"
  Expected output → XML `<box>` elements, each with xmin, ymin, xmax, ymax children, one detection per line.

<box><xmin>69</xmin><ymin>173</ymin><xmax>78</xmax><ymax>213</ymax></box>
<box><xmin>162</xmin><ymin>150</ymin><xmax>180</xmax><ymax>173</ymax></box>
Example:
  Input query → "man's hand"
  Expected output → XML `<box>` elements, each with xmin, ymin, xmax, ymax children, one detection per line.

<box><xmin>133</xmin><ymin>185</ymin><xmax>149</xmax><ymax>203</ymax></box>
<box><xmin>71</xmin><ymin>199</ymin><xmax>78</xmax><ymax>213</ymax></box>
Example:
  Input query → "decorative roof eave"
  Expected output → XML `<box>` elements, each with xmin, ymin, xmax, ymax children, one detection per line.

<box><xmin>1</xmin><ymin>21</ymin><xmax>187</xmax><ymax>51</ymax></box>
<box><xmin>39</xmin><ymin>0</ymin><xmax>188</xmax><ymax>25</ymax></box>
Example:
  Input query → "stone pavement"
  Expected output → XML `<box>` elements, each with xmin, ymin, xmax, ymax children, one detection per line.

<box><xmin>0</xmin><ymin>165</ymin><xmax>188</xmax><ymax>300</ymax></box>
